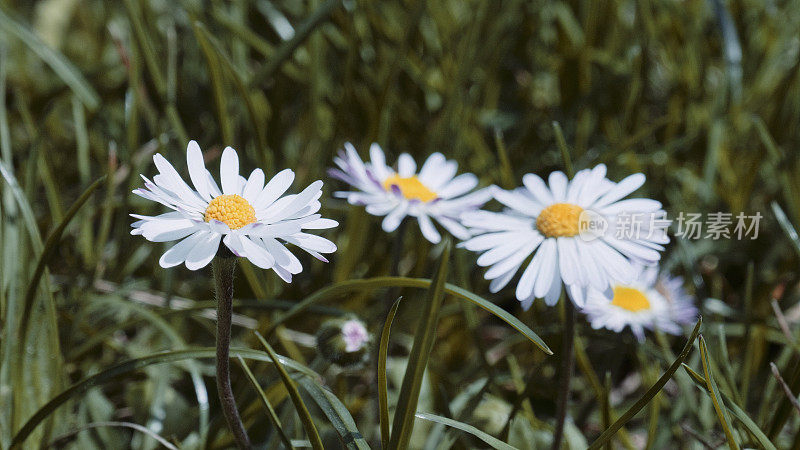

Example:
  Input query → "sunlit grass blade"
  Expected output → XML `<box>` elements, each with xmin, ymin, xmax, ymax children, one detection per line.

<box><xmin>236</xmin><ymin>356</ymin><xmax>294</xmax><ymax>450</ymax></box>
<box><xmin>265</xmin><ymin>276</ymin><xmax>552</xmax><ymax>355</ymax></box>
<box><xmin>10</xmin><ymin>347</ymin><xmax>319</xmax><ymax>449</ymax></box>
<box><xmin>379</xmin><ymin>296</ymin><xmax>403</xmax><ymax>448</ymax></box>
<box><xmin>771</xmin><ymin>201</ymin><xmax>800</xmax><ymax>259</ymax></box>
<box><xmin>414</xmin><ymin>412</ymin><xmax>517</xmax><ymax>450</ymax></box>
<box><xmin>699</xmin><ymin>335</ymin><xmax>740</xmax><ymax>450</ymax></box>
<box><xmin>388</xmin><ymin>239</ymin><xmax>451</xmax><ymax>449</ymax></box>
<box><xmin>0</xmin><ymin>9</ymin><xmax>99</xmax><ymax>109</ymax></box>
<box><xmin>682</xmin><ymin>364</ymin><xmax>777</xmax><ymax>450</ymax></box>
<box><xmin>588</xmin><ymin>317</ymin><xmax>702</xmax><ymax>450</ymax></box>
<box><xmin>255</xmin><ymin>332</ymin><xmax>324</xmax><ymax>450</ymax></box>
<box><xmin>295</xmin><ymin>376</ymin><xmax>371</xmax><ymax>450</ymax></box>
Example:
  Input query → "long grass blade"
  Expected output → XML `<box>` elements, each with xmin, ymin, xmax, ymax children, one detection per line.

<box><xmin>255</xmin><ymin>332</ymin><xmax>324</xmax><ymax>450</ymax></box>
<box><xmin>265</xmin><ymin>276</ymin><xmax>552</xmax><ymax>354</ymax></box>
<box><xmin>16</xmin><ymin>175</ymin><xmax>106</xmax><ymax>348</ymax></box>
<box><xmin>415</xmin><ymin>412</ymin><xmax>518</xmax><ymax>450</ymax></box>
<box><xmin>388</xmin><ymin>239</ymin><xmax>451</xmax><ymax>449</ymax></box>
<box><xmin>44</xmin><ymin>421</ymin><xmax>178</xmax><ymax>450</ymax></box>
<box><xmin>0</xmin><ymin>9</ymin><xmax>99</xmax><ymax>109</ymax></box>
<box><xmin>237</xmin><ymin>356</ymin><xmax>294</xmax><ymax>450</ymax></box>
<box><xmin>295</xmin><ymin>376</ymin><xmax>371</xmax><ymax>450</ymax></box>
<box><xmin>682</xmin><ymin>364</ymin><xmax>777</xmax><ymax>450</ymax></box>
<box><xmin>10</xmin><ymin>347</ymin><xmax>319</xmax><ymax>448</ymax></box>
<box><xmin>379</xmin><ymin>296</ymin><xmax>403</xmax><ymax>448</ymax></box>
<box><xmin>699</xmin><ymin>335</ymin><xmax>740</xmax><ymax>450</ymax></box>
<box><xmin>588</xmin><ymin>317</ymin><xmax>702</xmax><ymax>449</ymax></box>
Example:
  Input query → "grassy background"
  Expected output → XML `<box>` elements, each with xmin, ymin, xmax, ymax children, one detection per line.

<box><xmin>1</xmin><ymin>0</ymin><xmax>800</xmax><ymax>448</ymax></box>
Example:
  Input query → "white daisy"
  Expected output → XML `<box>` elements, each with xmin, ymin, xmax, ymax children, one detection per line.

<box><xmin>328</xmin><ymin>143</ymin><xmax>491</xmax><ymax>244</ymax></box>
<box><xmin>582</xmin><ymin>264</ymin><xmax>698</xmax><ymax>342</ymax></box>
<box><xmin>131</xmin><ymin>141</ymin><xmax>338</xmax><ymax>280</ymax></box>
<box><xmin>459</xmin><ymin>164</ymin><xmax>669</xmax><ymax>309</ymax></box>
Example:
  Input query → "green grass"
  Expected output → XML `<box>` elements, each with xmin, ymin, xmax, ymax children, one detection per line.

<box><xmin>1</xmin><ymin>0</ymin><xmax>800</xmax><ymax>448</ymax></box>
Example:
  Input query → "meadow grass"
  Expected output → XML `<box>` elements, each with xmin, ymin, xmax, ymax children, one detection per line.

<box><xmin>1</xmin><ymin>0</ymin><xmax>800</xmax><ymax>448</ymax></box>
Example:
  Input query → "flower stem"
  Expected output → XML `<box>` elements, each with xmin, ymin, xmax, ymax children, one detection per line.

<box><xmin>551</xmin><ymin>296</ymin><xmax>576</xmax><ymax>450</ymax></box>
<box><xmin>213</xmin><ymin>255</ymin><xmax>251</xmax><ymax>450</ymax></box>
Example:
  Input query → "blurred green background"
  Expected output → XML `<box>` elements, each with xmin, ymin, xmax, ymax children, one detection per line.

<box><xmin>2</xmin><ymin>0</ymin><xmax>800</xmax><ymax>448</ymax></box>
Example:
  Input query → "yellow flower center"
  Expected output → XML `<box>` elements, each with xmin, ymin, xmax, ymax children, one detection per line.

<box><xmin>611</xmin><ymin>286</ymin><xmax>651</xmax><ymax>312</ymax></box>
<box><xmin>204</xmin><ymin>194</ymin><xmax>257</xmax><ymax>230</ymax></box>
<box><xmin>382</xmin><ymin>174</ymin><xmax>437</xmax><ymax>202</ymax></box>
<box><xmin>536</xmin><ymin>203</ymin><xmax>584</xmax><ymax>238</ymax></box>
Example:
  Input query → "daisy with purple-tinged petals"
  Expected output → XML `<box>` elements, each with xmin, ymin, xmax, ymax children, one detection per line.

<box><xmin>329</xmin><ymin>143</ymin><xmax>491</xmax><ymax>244</ymax></box>
<box><xmin>131</xmin><ymin>141</ymin><xmax>337</xmax><ymax>281</ymax></box>
<box><xmin>582</xmin><ymin>264</ymin><xmax>698</xmax><ymax>342</ymax></box>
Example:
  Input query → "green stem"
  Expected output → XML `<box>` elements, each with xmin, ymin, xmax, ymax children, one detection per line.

<box><xmin>213</xmin><ymin>255</ymin><xmax>251</xmax><ymax>450</ymax></box>
<box><xmin>551</xmin><ymin>296</ymin><xmax>575</xmax><ymax>450</ymax></box>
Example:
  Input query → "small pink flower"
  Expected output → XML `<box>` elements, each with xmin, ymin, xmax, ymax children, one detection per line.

<box><xmin>341</xmin><ymin>319</ymin><xmax>369</xmax><ymax>352</ymax></box>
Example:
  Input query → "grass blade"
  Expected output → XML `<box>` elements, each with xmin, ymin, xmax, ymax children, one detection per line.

<box><xmin>10</xmin><ymin>347</ymin><xmax>319</xmax><ymax>449</ymax></box>
<box><xmin>265</xmin><ymin>276</ymin><xmax>552</xmax><ymax>355</ymax></box>
<box><xmin>0</xmin><ymin>9</ymin><xmax>99</xmax><ymax>109</ymax></box>
<box><xmin>414</xmin><ymin>412</ymin><xmax>518</xmax><ymax>450</ymax></box>
<box><xmin>699</xmin><ymin>335</ymin><xmax>740</xmax><ymax>450</ymax></box>
<box><xmin>44</xmin><ymin>421</ymin><xmax>178</xmax><ymax>450</ymax></box>
<box><xmin>295</xmin><ymin>376</ymin><xmax>371</xmax><ymax>450</ymax></box>
<box><xmin>17</xmin><ymin>175</ymin><xmax>106</xmax><ymax>348</ymax></box>
<box><xmin>588</xmin><ymin>317</ymin><xmax>702</xmax><ymax>450</ymax></box>
<box><xmin>255</xmin><ymin>332</ymin><xmax>324</xmax><ymax>450</ymax></box>
<box><xmin>236</xmin><ymin>356</ymin><xmax>294</xmax><ymax>450</ymax></box>
<box><xmin>388</xmin><ymin>239</ymin><xmax>451</xmax><ymax>449</ymax></box>
<box><xmin>682</xmin><ymin>364</ymin><xmax>777</xmax><ymax>450</ymax></box>
<box><xmin>379</xmin><ymin>296</ymin><xmax>403</xmax><ymax>448</ymax></box>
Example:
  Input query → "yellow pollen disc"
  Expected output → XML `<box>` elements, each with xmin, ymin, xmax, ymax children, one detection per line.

<box><xmin>536</xmin><ymin>203</ymin><xmax>584</xmax><ymax>238</ymax></box>
<box><xmin>611</xmin><ymin>286</ymin><xmax>651</xmax><ymax>312</ymax></box>
<box><xmin>204</xmin><ymin>194</ymin><xmax>257</xmax><ymax>230</ymax></box>
<box><xmin>382</xmin><ymin>174</ymin><xmax>438</xmax><ymax>202</ymax></box>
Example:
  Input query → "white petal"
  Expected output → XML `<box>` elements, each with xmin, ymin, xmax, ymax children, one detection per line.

<box><xmin>600</xmin><ymin>199</ymin><xmax>662</xmax><ymax>215</ymax></box>
<box><xmin>185</xmin><ymin>232</ymin><xmax>221</xmax><ymax>270</ymax></box>
<box><xmin>437</xmin><ymin>173</ymin><xmax>478</xmax><ymax>198</ymax></box>
<box><xmin>489</xmin><ymin>267</ymin><xmax>517</xmax><ymax>293</ymax></box>
<box><xmin>417</xmin><ymin>214</ymin><xmax>441</xmax><ymax>244</ymax></box>
<box><xmin>263</xmin><ymin>180</ymin><xmax>324</xmax><ymax>222</ymax></box>
<box><xmin>418</xmin><ymin>153</ymin><xmax>447</xmax><ymax>185</ymax></box>
<box><xmin>254</xmin><ymin>169</ymin><xmax>295</xmax><ymax>210</ymax></box>
<box><xmin>243</xmin><ymin>169</ymin><xmax>266</xmax><ymax>202</ymax></box>
<box><xmin>533</xmin><ymin>239</ymin><xmax>558</xmax><ymax>298</ymax></box>
<box><xmin>557</xmin><ymin>238</ymin><xmax>580</xmax><ymax>286</ymax></box>
<box><xmin>544</xmin><ymin>271</ymin><xmax>563</xmax><ymax>306</ymax></box>
<box><xmin>435</xmin><ymin>216</ymin><xmax>471</xmax><ymax>240</ymax></box>
<box><xmin>159</xmin><ymin>231</ymin><xmax>208</xmax><ymax>268</ymax></box>
<box><xmin>382</xmin><ymin>204</ymin><xmax>408</xmax><ymax>232</ymax></box>
<box><xmin>302</xmin><ymin>218</ymin><xmax>338</xmax><ymax>230</ymax></box>
<box><xmin>522</xmin><ymin>174</ymin><xmax>554</xmax><ymax>205</ymax></box>
<box><xmin>398</xmin><ymin>153</ymin><xmax>416</xmax><ymax>177</ymax></box>
<box><xmin>369</xmin><ymin>143</ymin><xmax>390</xmax><ymax>180</ymax></box>
<box><xmin>286</xmin><ymin>233</ymin><xmax>337</xmax><ymax>254</ymax></box>
<box><xmin>485</xmin><ymin>240</ymin><xmax>538</xmax><ymax>279</ymax></box>
<box><xmin>220</xmin><ymin>147</ymin><xmax>240</xmax><ymax>195</ymax></box>
<box><xmin>186</xmin><ymin>140</ymin><xmax>215</xmax><ymax>201</ymax></box>
<box><xmin>593</xmin><ymin>173</ymin><xmax>646</xmax><ymax>207</ymax></box>
<box><xmin>548</xmin><ymin>172</ymin><xmax>568</xmax><ymax>202</ymax></box>
<box><xmin>492</xmin><ymin>186</ymin><xmax>542</xmax><ymax>216</ymax></box>
<box><xmin>240</xmin><ymin>235</ymin><xmax>275</xmax><ymax>269</ymax></box>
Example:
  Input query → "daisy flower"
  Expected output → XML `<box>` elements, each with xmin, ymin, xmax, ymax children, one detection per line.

<box><xmin>582</xmin><ymin>264</ymin><xmax>698</xmax><ymax>341</ymax></box>
<box><xmin>329</xmin><ymin>143</ymin><xmax>491</xmax><ymax>244</ymax></box>
<box><xmin>131</xmin><ymin>141</ymin><xmax>338</xmax><ymax>280</ymax></box>
<box><xmin>460</xmin><ymin>164</ymin><xmax>668</xmax><ymax>309</ymax></box>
